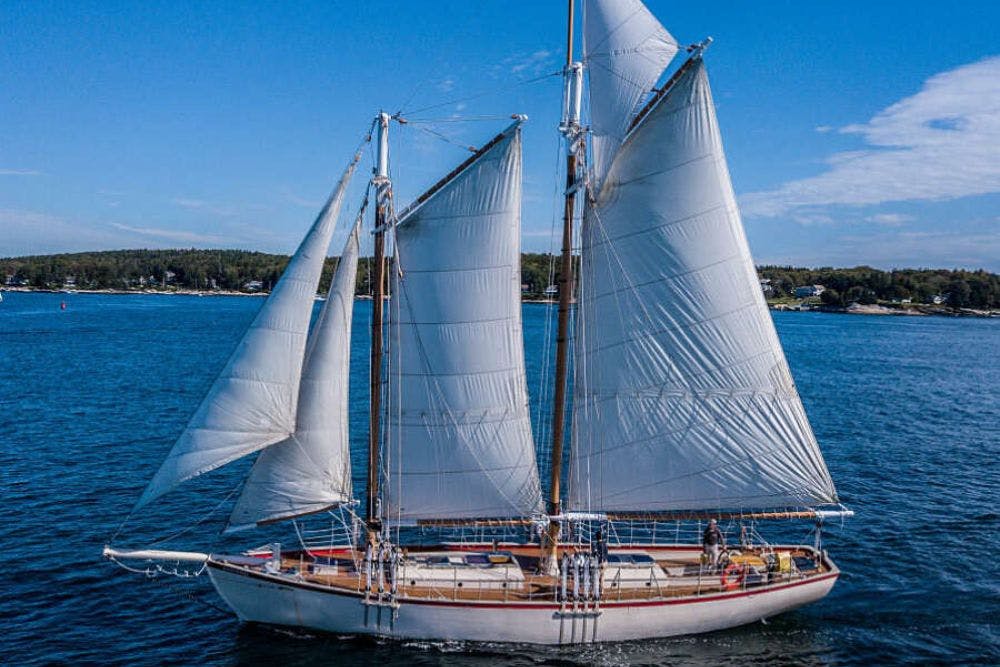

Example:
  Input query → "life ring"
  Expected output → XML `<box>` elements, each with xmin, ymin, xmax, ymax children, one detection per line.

<box><xmin>721</xmin><ymin>563</ymin><xmax>746</xmax><ymax>591</ymax></box>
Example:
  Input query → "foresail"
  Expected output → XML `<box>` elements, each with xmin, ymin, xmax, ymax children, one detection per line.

<box><xmin>226</xmin><ymin>222</ymin><xmax>361</xmax><ymax>531</ymax></box>
<box><xmin>136</xmin><ymin>156</ymin><xmax>359</xmax><ymax>509</ymax></box>
<box><xmin>386</xmin><ymin>122</ymin><xmax>544</xmax><ymax>521</ymax></box>
<box><xmin>583</xmin><ymin>0</ymin><xmax>679</xmax><ymax>183</ymax></box>
<box><xmin>569</xmin><ymin>60</ymin><xmax>838</xmax><ymax>513</ymax></box>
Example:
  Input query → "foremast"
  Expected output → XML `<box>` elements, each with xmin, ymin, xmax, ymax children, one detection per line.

<box><xmin>367</xmin><ymin>112</ymin><xmax>391</xmax><ymax>540</ymax></box>
<box><xmin>543</xmin><ymin>0</ymin><xmax>584</xmax><ymax>573</ymax></box>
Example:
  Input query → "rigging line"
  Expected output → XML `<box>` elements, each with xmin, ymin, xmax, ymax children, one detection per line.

<box><xmin>585</xmin><ymin>54</ymin><xmax>663</xmax><ymax>96</ymax></box>
<box><xmin>399</xmin><ymin>281</ymin><xmax>534</xmax><ymax>516</ymax></box>
<box><xmin>534</xmin><ymin>132</ymin><xmax>567</xmax><ymax>469</ymax></box>
<box><xmin>400</xmin><ymin>70</ymin><xmax>561</xmax><ymax>117</ymax></box>
<box><xmin>131</xmin><ymin>482</ymin><xmax>243</xmax><ymax>548</ymax></box>
<box><xmin>400</xmin><ymin>116</ymin><xmax>514</xmax><ymax>124</ymax></box>
<box><xmin>414</xmin><ymin>124</ymin><xmax>478</xmax><ymax>153</ymax></box>
<box><xmin>393</xmin><ymin>238</ymin><xmax>539</xmax><ymax>517</ymax></box>
<box><xmin>109</xmin><ymin>475</ymin><xmax>239</xmax><ymax>546</ymax></box>
<box><xmin>588</xmin><ymin>203</ymin><xmax>688</xmax><ymax>390</ymax></box>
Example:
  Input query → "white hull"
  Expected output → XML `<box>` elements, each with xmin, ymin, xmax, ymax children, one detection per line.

<box><xmin>206</xmin><ymin>549</ymin><xmax>838</xmax><ymax>644</ymax></box>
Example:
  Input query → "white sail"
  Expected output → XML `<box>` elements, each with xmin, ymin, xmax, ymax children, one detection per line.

<box><xmin>385</xmin><ymin>122</ymin><xmax>544</xmax><ymax>521</ymax></box>
<box><xmin>136</xmin><ymin>157</ymin><xmax>359</xmax><ymax>509</ymax></box>
<box><xmin>569</xmin><ymin>59</ymin><xmax>838</xmax><ymax>513</ymax></box>
<box><xmin>583</xmin><ymin>0</ymin><xmax>679</xmax><ymax>182</ymax></box>
<box><xmin>226</xmin><ymin>223</ymin><xmax>361</xmax><ymax>531</ymax></box>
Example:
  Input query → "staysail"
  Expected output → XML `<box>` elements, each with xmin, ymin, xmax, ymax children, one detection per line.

<box><xmin>136</xmin><ymin>157</ymin><xmax>359</xmax><ymax>509</ymax></box>
<box><xmin>385</xmin><ymin>121</ymin><xmax>544</xmax><ymax>521</ymax></box>
<box><xmin>568</xmin><ymin>56</ymin><xmax>838</xmax><ymax>513</ymax></box>
<box><xmin>583</xmin><ymin>0</ymin><xmax>679</xmax><ymax>182</ymax></box>
<box><xmin>226</xmin><ymin>222</ymin><xmax>361</xmax><ymax>531</ymax></box>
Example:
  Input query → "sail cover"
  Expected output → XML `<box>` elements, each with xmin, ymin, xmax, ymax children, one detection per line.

<box><xmin>136</xmin><ymin>157</ymin><xmax>359</xmax><ymax>509</ymax></box>
<box><xmin>226</xmin><ymin>223</ymin><xmax>361</xmax><ymax>531</ymax></box>
<box><xmin>385</xmin><ymin>123</ymin><xmax>544</xmax><ymax>521</ymax></box>
<box><xmin>583</xmin><ymin>0</ymin><xmax>679</xmax><ymax>183</ymax></box>
<box><xmin>569</xmin><ymin>59</ymin><xmax>838</xmax><ymax>513</ymax></box>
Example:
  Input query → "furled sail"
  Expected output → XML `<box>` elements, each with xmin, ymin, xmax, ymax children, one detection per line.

<box><xmin>385</xmin><ymin>121</ymin><xmax>544</xmax><ymax>521</ymax></box>
<box><xmin>568</xmin><ymin>58</ymin><xmax>838</xmax><ymax>513</ymax></box>
<box><xmin>136</xmin><ymin>157</ymin><xmax>359</xmax><ymax>509</ymax></box>
<box><xmin>226</xmin><ymin>222</ymin><xmax>361</xmax><ymax>531</ymax></box>
<box><xmin>583</xmin><ymin>0</ymin><xmax>679</xmax><ymax>182</ymax></box>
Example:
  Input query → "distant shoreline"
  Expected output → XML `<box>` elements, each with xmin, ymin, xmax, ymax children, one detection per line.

<box><xmin>4</xmin><ymin>286</ymin><xmax>996</xmax><ymax>318</ymax></box>
<box><xmin>1</xmin><ymin>286</ymin><xmax>267</xmax><ymax>297</ymax></box>
<box><xmin>768</xmin><ymin>301</ymin><xmax>998</xmax><ymax>318</ymax></box>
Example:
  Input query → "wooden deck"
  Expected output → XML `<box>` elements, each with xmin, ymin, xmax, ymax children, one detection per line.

<box><xmin>231</xmin><ymin>544</ymin><xmax>829</xmax><ymax>604</ymax></box>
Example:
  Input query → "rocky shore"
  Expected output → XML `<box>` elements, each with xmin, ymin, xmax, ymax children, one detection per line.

<box><xmin>769</xmin><ymin>301</ymin><xmax>998</xmax><ymax>318</ymax></box>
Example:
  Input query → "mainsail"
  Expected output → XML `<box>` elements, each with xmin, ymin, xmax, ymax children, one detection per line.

<box><xmin>583</xmin><ymin>0</ymin><xmax>679</xmax><ymax>182</ymax></box>
<box><xmin>569</xmin><ymin>53</ymin><xmax>838</xmax><ymax>512</ymax></box>
<box><xmin>136</xmin><ymin>157</ymin><xmax>359</xmax><ymax>509</ymax></box>
<box><xmin>226</xmin><ymin>222</ymin><xmax>361</xmax><ymax>531</ymax></box>
<box><xmin>385</xmin><ymin>121</ymin><xmax>544</xmax><ymax>521</ymax></box>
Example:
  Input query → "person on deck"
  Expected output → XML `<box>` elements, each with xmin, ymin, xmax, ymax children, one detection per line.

<box><xmin>592</xmin><ymin>528</ymin><xmax>609</xmax><ymax>563</ymax></box>
<box><xmin>703</xmin><ymin>519</ymin><xmax>726</xmax><ymax>570</ymax></box>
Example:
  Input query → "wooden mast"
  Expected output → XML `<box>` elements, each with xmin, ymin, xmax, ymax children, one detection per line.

<box><xmin>544</xmin><ymin>0</ymin><xmax>580</xmax><ymax>570</ymax></box>
<box><xmin>367</xmin><ymin>112</ymin><xmax>391</xmax><ymax>536</ymax></box>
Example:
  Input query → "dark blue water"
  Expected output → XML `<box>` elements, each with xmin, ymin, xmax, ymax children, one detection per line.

<box><xmin>2</xmin><ymin>292</ymin><xmax>998</xmax><ymax>665</ymax></box>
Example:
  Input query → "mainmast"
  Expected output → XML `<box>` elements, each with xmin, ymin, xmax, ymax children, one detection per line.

<box><xmin>367</xmin><ymin>111</ymin><xmax>391</xmax><ymax>537</ymax></box>
<box><xmin>544</xmin><ymin>0</ymin><xmax>584</xmax><ymax>570</ymax></box>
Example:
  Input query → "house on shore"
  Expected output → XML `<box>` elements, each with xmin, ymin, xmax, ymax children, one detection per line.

<box><xmin>794</xmin><ymin>284</ymin><xmax>825</xmax><ymax>298</ymax></box>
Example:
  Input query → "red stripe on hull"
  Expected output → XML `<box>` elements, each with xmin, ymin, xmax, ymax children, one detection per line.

<box><xmin>207</xmin><ymin>560</ymin><xmax>839</xmax><ymax>611</ymax></box>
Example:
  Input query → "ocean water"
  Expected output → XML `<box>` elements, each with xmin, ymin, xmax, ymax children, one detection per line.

<box><xmin>1</xmin><ymin>291</ymin><xmax>997</xmax><ymax>666</ymax></box>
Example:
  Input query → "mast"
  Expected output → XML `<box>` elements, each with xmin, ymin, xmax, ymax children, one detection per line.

<box><xmin>367</xmin><ymin>111</ymin><xmax>390</xmax><ymax>535</ymax></box>
<box><xmin>544</xmin><ymin>0</ymin><xmax>583</xmax><ymax>569</ymax></box>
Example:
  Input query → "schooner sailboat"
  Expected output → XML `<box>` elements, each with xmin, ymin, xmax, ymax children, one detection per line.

<box><xmin>105</xmin><ymin>0</ymin><xmax>852</xmax><ymax>644</ymax></box>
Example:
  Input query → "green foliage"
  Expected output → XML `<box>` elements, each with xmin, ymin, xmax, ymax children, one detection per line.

<box><xmin>1</xmin><ymin>250</ymin><xmax>997</xmax><ymax>308</ymax></box>
<box><xmin>0</xmin><ymin>249</ymin><xmax>343</xmax><ymax>294</ymax></box>
<box><xmin>820</xmin><ymin>288</ymin><xmax>845</xmax><ymax>308</ymax></box>
<box><xmin>758</xmin><ymin>265</ymin><xmax>999</xmax><ymax>309</ymax></box>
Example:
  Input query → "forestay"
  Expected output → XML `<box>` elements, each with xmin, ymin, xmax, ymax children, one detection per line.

<box><xmin>583</xmin><ymin>0</ymin><xmax>679</xmax><ymax>184</ymax></box>
<box><xmin>226</xmin><ymin>222</ymin><xmax>361</xmax><ymax>531</ymax></box>
<box><xmin>386</xmin><ymin>122</ymin><xmax>544</xmax><ymax>521</ymax></box>
<box><xmin>136</xmin><ymin>157</ymin><xmax>359</xmax><ymax>508</ymax></box>
<box><xmin>569</xmin><ymin>59</ymin><xmax>838</xmax><ymax>513</ymax></box>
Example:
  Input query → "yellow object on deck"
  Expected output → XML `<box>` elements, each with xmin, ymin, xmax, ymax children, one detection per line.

<box><xmin>776</xmin><ymin>551</ymin><xmax>793</xmax><ymax>573</ymax></box>
<box><xmin>729</xmin><ymin>554</ymin><xmax>767</xmax><ymax>569</ymax></box>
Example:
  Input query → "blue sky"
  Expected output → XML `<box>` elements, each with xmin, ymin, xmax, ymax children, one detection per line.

<box><xmin>2</xmin><ymin>1</ymin><xmax>998</xmax><ymax>270</ymax></box>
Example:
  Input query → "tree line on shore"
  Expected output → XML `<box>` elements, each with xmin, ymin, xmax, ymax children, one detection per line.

<box><xmin>2</xmin><ymin>249</ymin><xmax>997</xmax><ymax>308</ymax></box>
<box><xmin>758</xmin><ymin>265</ymin><xmax>998</xmax><ymax>309</ymax></box>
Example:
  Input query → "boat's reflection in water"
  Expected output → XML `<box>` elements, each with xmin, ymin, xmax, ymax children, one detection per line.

<box><xmin>229</xmin><ymin>614</ymin><xmax>834</xmax><ymax>666</ymax></box>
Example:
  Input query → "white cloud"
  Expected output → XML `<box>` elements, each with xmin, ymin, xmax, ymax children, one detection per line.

<box><xmin>170</xmin><ymin>197</ymin><xmax>270</xmax><ymax>218</ymax></box>
<box><xmin>509</xmin><ymin>50</ymin><xmax>554</xmax><ymax>74</ymax></box>
<box><xmin>170</xmin><ymin>197</ymin><xmax>238</xmax><ymax>217</ymax></box>
<box><xmin>742</xmin><ymin>56</ymin><xmax>1000</xmax><ymax>217</ymax></box>
<box><xmin>866</xmin><ymin>213</ymin><xmax>913</xmax><ymax>226</ymax></box>
<box><xmin>277</xmin><ymin>187</ymin><xmax>320</xmax><ymax>209</ymax></box>
<box><xmin>0</xmin><ymin>209</ymin><xmax>123</xmax><ymax>256</ymax></box>
<box><xmin>0</xmin><ymin>168</ymin><xmax>42</xmax><ymax>176</ymax></box>
<box><xmin>833</xmin><ymin>230</ymin><xmax>1000</xmax><ymax>270</ymax></box>
<box><xmin>110</xmin><ymin>223</ymin><xmax>227</xmax><ymax>245</ymax></box>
